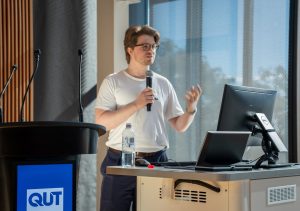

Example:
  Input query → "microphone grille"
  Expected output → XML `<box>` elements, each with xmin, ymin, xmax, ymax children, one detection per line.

<box><xmin>78</xmin><ymin>49</ymin><xmax>83</xmax><ymax>56</ymax></box>
<box><xmin>34</xmin><ymin>49</ymin><xmax>42</xmax><ymax>55</ymax></box>
<box><xmin>146</xmin><ymin>70</ymin><xmax>153</xmax><ymax>77</ymax></box>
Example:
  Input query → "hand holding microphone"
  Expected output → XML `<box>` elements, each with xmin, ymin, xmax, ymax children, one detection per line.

<box><xmin>133</xmin><ymin>87</ymin><xmax>154</xmax><ymax>110</ymax></box>
<box><xmin>146</xmin><ymin>70</ymin><xmax>153</xmax><ymax>111</ymax></box>
<box><xmin>132</xmin><ymin>70</ymin><xmax>155</xmax><ymax>111</ymax></box>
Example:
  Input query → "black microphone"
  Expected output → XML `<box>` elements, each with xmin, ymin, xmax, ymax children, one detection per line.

<box><xmin>146</xmin><ymin>70</ymin><xmax>153</xmax><ymax>111</ymax></box>
<box><xmin>0</xmin><ymin>64</ymin><xmax>18</xmax><ymax>123</ymax></box>
<box><xmin>19</xmin><ymin>49</ymin><xmax>41</xmax><ymax>122</ymax></box>
<box><xmin>78</xmin><ymin>49</ymin><xmax>84</xmax><ymax>122</ymax></box>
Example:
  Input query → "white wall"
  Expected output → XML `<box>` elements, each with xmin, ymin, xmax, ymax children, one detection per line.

<box><xmin>96</xmin><ymin>0</ymin><xmax>132</xmax><ymax>210</ymax></box>
<box><xmin>114</xmin><ymin>2</ymin><xmax>130</xmax><ymax>72</ymax></box>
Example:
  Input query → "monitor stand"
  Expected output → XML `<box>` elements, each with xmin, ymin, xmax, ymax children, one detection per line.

<box><xmin>253</xmin><ymin>147</ymin><xmax>295</xmax><ymax>169</ymax></box>
<box><xmin>252</xmin><ymin>113</ymin><xmax>288</xmax><ymax>169</ymax></box>
<box><xmin>253</xmin><ymin>139</ymin><xmax>278</xmax><ymax>169</ymax></box>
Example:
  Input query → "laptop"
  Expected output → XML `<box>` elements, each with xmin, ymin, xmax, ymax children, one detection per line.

<box><xmin>164</xmin><ymin>131</ymin><xmax>252</xmax><ymax>171</ymax></box>
<box><xmin>195</xmin><ymin>131</ymin><xmax>252</xmax><ymax>170</ymax></box>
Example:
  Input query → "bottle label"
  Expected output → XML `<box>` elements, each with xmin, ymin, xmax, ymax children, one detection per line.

<box><xmin>129</xmin><ymin>137</ymin><xmax>134</xmax><ymax>147</ymax></box>
<box><xmin>122</xmin><ymin>137</ymin><xmax>135</xmax><ymax>152</ymax></box>
<box><xmin>122</xmin><ymin>136</ymin><xmax>135</xmax><ymax>167</ymax></box>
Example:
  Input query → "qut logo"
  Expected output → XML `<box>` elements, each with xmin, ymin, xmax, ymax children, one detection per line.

<box><xmin>26</xmin><ymin>188</ymin><xmax>64</xmax><ymax>211</ymax></box>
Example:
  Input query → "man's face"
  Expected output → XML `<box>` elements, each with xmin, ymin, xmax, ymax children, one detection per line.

<box><xmin>128</xmin><ymin>35</ymin><xmax>158</xmax><ymax>66</ymax></box>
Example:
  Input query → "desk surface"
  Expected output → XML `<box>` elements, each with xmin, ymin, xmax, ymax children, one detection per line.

<box><xmin>107</xmin><ymin>165</ymin><xmax>300</xmax><ymax>181</ymax></box>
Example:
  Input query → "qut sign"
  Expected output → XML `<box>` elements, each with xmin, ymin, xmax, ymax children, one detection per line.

<box><xmin>17</xmin><ymin>164</ymin><xmax>73</xmax><ymax>211</ymax></box>
<box><xmin>27</xmin><ymin>188</ymin><xmax>63</xmax><ymax>211</ymax></box>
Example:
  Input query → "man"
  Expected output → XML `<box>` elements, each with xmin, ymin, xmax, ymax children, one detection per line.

<box><xmin>95</xmin><ymin>25</ymin><xmax>202</xmax><ymax>211</ymax></box>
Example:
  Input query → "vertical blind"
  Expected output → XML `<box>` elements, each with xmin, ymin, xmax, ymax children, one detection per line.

<box><xmin>0</xmin><ymin>0</ymin><xmax>33</xmax><ymax>122</ymax></box>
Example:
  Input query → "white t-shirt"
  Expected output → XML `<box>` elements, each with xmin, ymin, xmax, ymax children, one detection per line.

<box><xmin>95</xmin><ymin>70</ymin><xmax>184</xmax><ymax>152</ymax></box>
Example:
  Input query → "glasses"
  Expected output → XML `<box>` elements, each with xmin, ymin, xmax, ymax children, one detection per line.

<box><xmin>135</xmin><ymin>43</ymin><xmax>159</xmax><ymax>51</ymax></box>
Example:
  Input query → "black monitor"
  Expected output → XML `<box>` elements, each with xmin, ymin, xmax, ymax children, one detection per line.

<box><xmin>217</xmin><ymin>84</ymin><xmax>288</xmax><ymax>167</ymax></box>
<box><xmin>217</xmin><ymin>84</ymin><xmax>276</xmax><ymax>145</ymax></box>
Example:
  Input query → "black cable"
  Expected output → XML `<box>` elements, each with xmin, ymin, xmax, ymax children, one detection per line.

<box><xmin>174</xmin><ymin>179</ymin><xmax>221</xmax><ymax>193</ymax></box>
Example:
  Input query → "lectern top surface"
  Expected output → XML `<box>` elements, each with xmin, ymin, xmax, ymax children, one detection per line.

<box><xmin>0</xmin><ymin>121</ymin><xmax>106</xmax><ymax>136</ymax></box>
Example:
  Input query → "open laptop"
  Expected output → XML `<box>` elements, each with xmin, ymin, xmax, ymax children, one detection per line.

<box><xmin>195</xmin><ymin>131</ymin><xmax>252</xmax><ymax>170</ymax></box>
<box><xmin>163</xmin><ymin>131</ymin><xmax>252</xmax><ymax>171</ymax></box>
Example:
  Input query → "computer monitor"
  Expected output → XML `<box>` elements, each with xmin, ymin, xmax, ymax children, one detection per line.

<box><xmin>217</xmin><ymin>84</ymin><xmax>276</xmax><ymax>146</ymax></box>
<box><xmin>216</xmin><ymin>84</ymin><xmax>288</xmax><ymax>167</ymax></box>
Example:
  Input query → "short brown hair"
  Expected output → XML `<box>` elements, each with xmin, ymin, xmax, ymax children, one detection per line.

<box><xmin>123</xmin><ymin>25</ymin><xmax>160</xmax><ymax>64</ymax></box>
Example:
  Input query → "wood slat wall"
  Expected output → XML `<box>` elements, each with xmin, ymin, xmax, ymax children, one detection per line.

<box><xmin>0</xmin><ymin>0</ymin><xmax>33</xmax><ymax>122</ymax></box>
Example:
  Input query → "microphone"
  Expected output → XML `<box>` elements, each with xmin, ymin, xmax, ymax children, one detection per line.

<box><xmin>146</xmin><ymin>70</ymin><xmax>153</xmax><ymax>111</ymax></box>
<box><xmin>78</xmin><ymin>49</ymin><xmax>84</xmax><ymax>122</ymax></box>
<box><xmin>19</xmin><ymin>49</ymin><xmax>41</xmax><ymax>122</ymax></box>
<box><xmin>0</xmin><ymin>64</ymin><xmax>18</xmax><ymax>123</ymax></box>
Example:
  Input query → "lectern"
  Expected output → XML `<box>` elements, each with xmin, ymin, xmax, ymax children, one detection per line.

<box><xmin>0</xmin><ymin>121</ymin><xmax>105</xmax><ymax>211</ymax></box>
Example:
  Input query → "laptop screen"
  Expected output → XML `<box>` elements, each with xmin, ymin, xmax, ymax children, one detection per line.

<box><xmin>196</xmin><ymin>131</ymin><xmax>251</xmax><ymax>166</ymax></box>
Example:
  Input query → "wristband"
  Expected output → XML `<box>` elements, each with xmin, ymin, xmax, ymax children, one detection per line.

<box><xmin>186</xmin><ymin>107</ymin><xmax>197</xmax><ymax>115</ymax></box>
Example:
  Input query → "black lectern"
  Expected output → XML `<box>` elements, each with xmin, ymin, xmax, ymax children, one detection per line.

<box><xmin>0</xmin><ymin>121</ymin><xmax>105</xmax><ymax>211</ymax></box>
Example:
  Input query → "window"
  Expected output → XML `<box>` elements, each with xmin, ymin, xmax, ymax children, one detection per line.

<box><xmin>130</xmin><ymin>0</ymin><xmax>291</xmax><ymax>162</ymax></box>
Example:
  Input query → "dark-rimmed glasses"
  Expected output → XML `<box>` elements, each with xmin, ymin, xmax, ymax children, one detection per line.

<box><xmin>135</xmin><ymin>43</ymin><xmax>159</xmax><ymax>51</ymax></box>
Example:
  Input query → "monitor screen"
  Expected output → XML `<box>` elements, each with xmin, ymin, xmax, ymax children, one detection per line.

<box><xmin>217</xmin><ymin>84</ymin><xmax>277</xmax><ymax>146</ymax></box>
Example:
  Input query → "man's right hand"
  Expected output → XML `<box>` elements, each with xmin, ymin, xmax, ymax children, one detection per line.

<box><xmin>134</xmin><ymin>87</ymin><xmax>155</xmax><ymax>110</ymax></box>
<box><xmin>95</xmin><ymin>88</ymin><xmax>155</xmax><ymax>130</ymax></box>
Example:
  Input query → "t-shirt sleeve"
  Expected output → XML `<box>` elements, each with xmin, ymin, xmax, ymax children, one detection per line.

<box><xmin>95</xmin><ymin>77</ymin><xmax>116</xmax><ymax>111</ymax></box>
<box><xmin>164</xmin><ymin>80</ymin><xmax>184</xmax><ymax>120</ymax></box>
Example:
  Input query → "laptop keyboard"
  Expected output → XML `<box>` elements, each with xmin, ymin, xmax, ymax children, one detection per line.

<box><xmin>151</xmin><ymin>161</ymin><xmax>197</xmax><ymax>167</ymax></box>
<box><xmin>152</xmin><ymin>160</ymin><xmax>297</xmax><ymax>171</ymax></box>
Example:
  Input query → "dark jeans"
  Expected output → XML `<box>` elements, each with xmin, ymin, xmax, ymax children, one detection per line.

<box><xmin>100</xmin><ymin>148</ymin><xmax>168</xmax><ymax>211</ymax></box>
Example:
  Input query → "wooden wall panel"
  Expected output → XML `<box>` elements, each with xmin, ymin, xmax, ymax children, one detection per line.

<box><xmin>0</xmin><ymin>0</ymin><xmax>33</xmax><ymax>122</ymax></box>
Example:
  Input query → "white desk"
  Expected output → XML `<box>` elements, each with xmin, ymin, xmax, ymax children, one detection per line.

<box><xmin>107</xmin><ymin>165</ymin><xmax>300</xmax><ymax>211</ymax></box>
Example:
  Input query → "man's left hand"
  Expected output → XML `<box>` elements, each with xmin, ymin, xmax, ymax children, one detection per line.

<box><xmin>185</xmin><ymin>84</ymin><xmax>202</xmax><ymax>113</ymax></box>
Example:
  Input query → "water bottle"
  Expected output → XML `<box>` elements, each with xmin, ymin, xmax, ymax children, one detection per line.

<box><xmin>121</xmin><ymin>123</ymin><xmax>135</xmax><ymax>167</ymax></box>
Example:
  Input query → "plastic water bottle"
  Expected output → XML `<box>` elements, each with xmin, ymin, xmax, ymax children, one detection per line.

<box><xmin>121</xmin><ymin>123</ymin><xmax>135</xmax><ymax>167</ymax></box>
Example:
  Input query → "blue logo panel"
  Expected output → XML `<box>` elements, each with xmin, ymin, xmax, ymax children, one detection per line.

<box><xmin>17</xmin><ymin>164</ymin><xmax>73</xmax><ymax>211</ymax></box>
